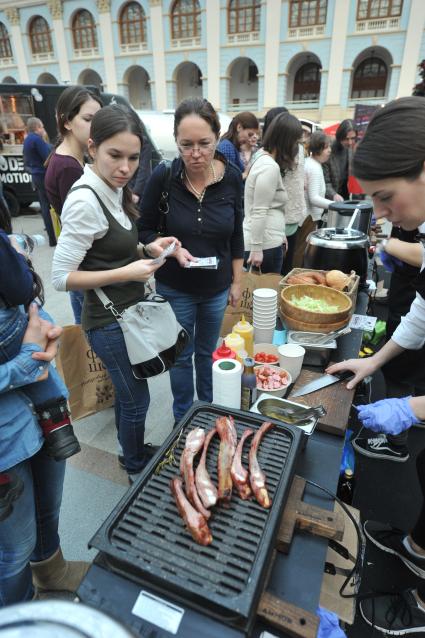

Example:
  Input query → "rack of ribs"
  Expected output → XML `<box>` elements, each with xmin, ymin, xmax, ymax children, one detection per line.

<box><xmin>216</xmin><ymin>415</ymin><xmax>238</xmax><ymax>503</ymax></box>
<box><xmin>181</xmin><ymin>427</ymin><xmax>211</xmax><ymax>519</ymax></box>
<box><xmin>231</xmin><ymin>428</ymin><xmax>254</xmax><ymax>500</ymax></box>
<box><xmin>170</xmin><ymin>477</ymin><xmax>212</xmax><ymax>546</ymax></box>
<box><xmin>195</xmin><ymin>427</ymin><xmax>218</xmax><ymax>509</ymax></box>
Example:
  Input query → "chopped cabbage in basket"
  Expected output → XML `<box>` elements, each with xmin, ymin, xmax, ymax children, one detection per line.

<box><xmin>290</xmin><ymin>295</ymin><xmax>339</xmax><ymax>313</ymax></box>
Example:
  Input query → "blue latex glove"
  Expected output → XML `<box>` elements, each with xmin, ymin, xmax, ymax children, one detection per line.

<box><xmin>316</xmin><ymin>607</ymin><xmax>347</xmax><ymax>638</ymax></box>
<box><xmin>380</xmin><ymin>249</ymin><xmax>403</xmax><ymax>273</ymax></box>
<box><xmin>355</xmin><ymin>397</ymin><xmax>417</xmax><ymax>435</ymax></box>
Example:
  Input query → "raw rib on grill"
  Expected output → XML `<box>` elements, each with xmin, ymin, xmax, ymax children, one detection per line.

<box><xmin>231</xmin><ymin>428</ymin><xmax>254</xmax><ymax>500</ymax></box>
<box><xmin>216</xmin><ymin>415</ymin><xmax>238</xmax><ymax>502</ymax></box>
<box><xmin>195</xmin><ymin>427</ymin><xmax>218</xmax><ymax>509</ymax></box>
<box><xmin>181</xmin><ymin>427</ymin><xmax>211</xmax><ymax>519</ymax></box>
<box><xmin>170</xmin><ymin>477</ymin><xmax>213</xmax><ymax>546</ymax></box>
<box><xmin>249</xmin><ymin>421</ymin><xmax>275</xmax><ymax>508</ymax></box>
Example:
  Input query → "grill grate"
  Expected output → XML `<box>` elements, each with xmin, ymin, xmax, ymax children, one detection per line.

<box><xmin>90</xmin><ymin>403</ymin><xmax>302</xmax><ymax>632</ymax></box>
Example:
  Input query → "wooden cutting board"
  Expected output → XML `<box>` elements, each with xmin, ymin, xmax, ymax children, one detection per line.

<box><xmin>287</xmin><ymin>369</ymin><xmax>355</xmax><ymax>436</ymax></box>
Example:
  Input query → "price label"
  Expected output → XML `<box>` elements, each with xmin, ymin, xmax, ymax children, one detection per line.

<box><xmin>349</xmin><ymin>314</ymin><xmax>377</xmax><ymax>331</ymax></box>
<box><xmin>132</xmin><ymin>590</ymin><xmax>184</xmax><ymax>634</ymax></box>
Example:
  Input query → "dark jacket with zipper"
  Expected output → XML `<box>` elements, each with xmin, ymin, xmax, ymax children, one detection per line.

<box><xmin>138</xmin><ymin>154</ymin><xmax>244</xmax><ymax>296</ymax></box>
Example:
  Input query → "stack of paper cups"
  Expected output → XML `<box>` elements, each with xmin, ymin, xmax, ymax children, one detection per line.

<box><xmin>253</xmin><ymin>288</ymin><xmax>278</xmax><ymax>344</ymax></box>
<box><xmin>212</xmin><ymin>358</ymin><xmax>242</xmax><ymax>409</ymax></box>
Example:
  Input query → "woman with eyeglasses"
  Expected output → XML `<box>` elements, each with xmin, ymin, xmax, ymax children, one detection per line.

<box><xmin>139</xmin><ymin>97</ymin><xmax>244</xmax><ymax>426</ymax></box>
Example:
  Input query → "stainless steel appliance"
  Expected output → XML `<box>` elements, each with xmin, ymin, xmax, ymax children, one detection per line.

<box><xmin>303</xmin><ymin>227</ymin><xmax>370</xmax><ymax>282</ymax></box>
<box><xmin>327</xmin><ymin>200</ymin><xmax>373</xmax><ymax>235</ymax></box>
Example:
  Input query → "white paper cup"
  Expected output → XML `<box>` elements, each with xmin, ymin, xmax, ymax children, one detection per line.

<box><xmin>253</xmin><ymin>288</ymin><xmax>278</xmax><ymax>300</ymax></box>
<box><xmin>277</xmin><ymin>344</ymin><xmax>305</xmax><ymax>381</ymax></box>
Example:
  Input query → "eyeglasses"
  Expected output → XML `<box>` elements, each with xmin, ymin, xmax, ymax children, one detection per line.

<box><xmin>177</xmin><ymin>141</ymin><xmax>216</xmax><ymax>155</ymax></box>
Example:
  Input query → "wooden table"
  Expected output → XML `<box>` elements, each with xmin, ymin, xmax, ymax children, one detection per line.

<box><xmin>287</xmin><ymin>291</ymin><xmax>369</xmax><ymax>436</ymax></box>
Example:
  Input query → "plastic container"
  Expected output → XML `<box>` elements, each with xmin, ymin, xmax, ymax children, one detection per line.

<box><xmin>224</xmin><ymin>332</ymin><xmax>245</xmax><ymax>357</ymax></box>
<box><xmin>232</xmin><ymin>315</ymin><xmax>254</xmax><ymax>357</ymax></box>
<box><xmin>212</xmin><ymin>340</ymin><xmax>236</xmax><ymax>363</ymax></box>
<box><xmin>254</xmin><ymin>364</ymin><xmax>292</xmax><ymax>398</ymax></box>
<box><xmin>286</xmin><ymin>330</ymin><xmax>337</xmax><ymax>367</ymax></box>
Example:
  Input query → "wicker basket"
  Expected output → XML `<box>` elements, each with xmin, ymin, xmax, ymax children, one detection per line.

<box><xmin>280</xmin><ymin>268</ymin><xmax>359</xmax><ymax>317</ymax></box>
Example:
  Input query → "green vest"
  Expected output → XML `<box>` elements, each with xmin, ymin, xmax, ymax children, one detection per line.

<box><xmin>74</xmin><ymin>185</ymin><xmax>145</xmax><ymax>331</ymax></box>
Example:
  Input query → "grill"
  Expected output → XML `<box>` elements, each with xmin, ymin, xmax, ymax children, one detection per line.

<box><xmin>89</xmin><ymin>402</ymin><xmax>303</xmax><ymax>634</ymax></box>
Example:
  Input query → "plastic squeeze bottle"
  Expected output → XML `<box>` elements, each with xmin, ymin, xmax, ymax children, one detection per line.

<box><xmin>232</xmin><ymin>315</ymin><xmax>254</xmax><ymax>357</ymax></box>
<box><xmin>212</xmin><ymin>340</ymin><xmax>236</xmax><ymax>363</ymax></box>
<box><xmin>224</xmin><ymin>333</ymin><xmax>245</xmax><ymax>363</ymax></box>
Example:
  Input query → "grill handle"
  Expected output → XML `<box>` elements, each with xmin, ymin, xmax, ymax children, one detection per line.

<box><xmin>257</xmin><ymin>592</ymin><xmax>319</xmax><ymax>638</ymax></box>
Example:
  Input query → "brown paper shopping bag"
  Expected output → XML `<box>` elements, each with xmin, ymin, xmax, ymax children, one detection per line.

<box><xmin>56</xmin><ymin>325</ymin><xmax>114</xmax><ymax>420</ymax></box>
<box><xmin>220</xmin><ymin>270</ymin><xmax>282</xmax><ymax>336</ymax></box>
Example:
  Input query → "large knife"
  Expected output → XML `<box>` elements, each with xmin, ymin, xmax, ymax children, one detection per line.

<box><xmin>291</xmin><ymin>370</ymin><xmax>354</xmax><ymax>398</ymax></box>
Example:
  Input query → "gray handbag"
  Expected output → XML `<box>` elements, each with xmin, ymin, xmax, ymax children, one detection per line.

<box><xmin>94</xmin><ymin>287</ymin><xmax>189</xmax><ymax>380</ymax></box>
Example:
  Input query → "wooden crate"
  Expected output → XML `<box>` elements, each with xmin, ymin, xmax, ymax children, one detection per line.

<box><xmin>279</xmin><ymin>268</ymin><xmax>360</xmax><ymax>316</ymax></box>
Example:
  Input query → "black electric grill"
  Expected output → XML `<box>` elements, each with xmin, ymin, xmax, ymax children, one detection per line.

<box><xmin>89</xmin><ymin>402</ymin><xmax>303</xmax><ymax>634</ymax></box>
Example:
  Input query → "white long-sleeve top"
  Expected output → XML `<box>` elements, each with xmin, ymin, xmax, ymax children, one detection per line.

<box><xmin>243</xmin><ymin>150</ymin><xmax>287</xmax><ymax>251</ymax></box>
<box><xmin>304</xmin><ymin>156</ymin><xmax>333</xmax><ymax>222</ymax></box>
<box><xmin>392</xmin><ymin>242</ymin><xmax>425</xmax><ymax>350</ymax></box>
<box><xmin>52</xmin><ymin>165</ymin><xmax>131</xmax><ymax>291</ymax></box>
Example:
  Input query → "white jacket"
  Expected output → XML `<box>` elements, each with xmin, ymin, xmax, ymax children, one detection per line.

<box><xmin>304</xmin><ymin>156</ymin><xmax>333</xmax><ymax>222</ymax></box>
<box><xmin>243</xmin><ymin>151</ymin><xmax>288</xmax><ymax>251</ymax></box>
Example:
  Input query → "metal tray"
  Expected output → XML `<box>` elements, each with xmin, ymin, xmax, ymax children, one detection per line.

<box><xmin>287</xmin><ymin>330</ymin><xmax>337</xmax><ymax>367</ymax></box>
<box><xmin>89</xmin><ymin>401</ymin><xmax>303</xmax><ymax>634</ymax></box>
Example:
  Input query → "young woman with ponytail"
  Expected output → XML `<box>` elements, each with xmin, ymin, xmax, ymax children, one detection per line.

<box><xmin>52</xmin><ymin>105</ymin><xmax>179</xmax><ymax>481</ymax></box>
<box><xmin>45</xmin><ymin>85</ymin><xmax>103</xmax><ymax>323</ymax></box>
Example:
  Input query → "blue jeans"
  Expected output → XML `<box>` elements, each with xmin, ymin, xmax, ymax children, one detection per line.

<box><xmin>0</xmin><ymin>448</ymin><xmax>65</xmax><ymax>605</ymax></box>
<box><xmin>86</xmin><ymin>322</ymin><xmax>150</xmax><ymax>474</ymax></box>
<box><xmin>0</xmin><ymin>307</ymin><xmax>68</xmax><ymax>410</ymax></box>
<box><xmin>69</xmin><ymin>290</ymin><xmax>84</xmax><ymax>325</ymax></box>
<box><xmin>156</xmin><ymin>282</ymin><xmax>229</xmax><ymax>422</ymax></box>
<box><xmin>244</xmin><ymin>245</ymin><xmax>284</xmax><ymax>274</ymax></box>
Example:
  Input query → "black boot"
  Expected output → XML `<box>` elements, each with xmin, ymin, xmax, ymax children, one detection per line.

<box><xmin>37</xmin><ymin>398</ymin><xmax>81</xmax><ymax>461</ymax></box>
<box><xmin>0</xmin><ymin>471</ymin><xmax>24</xmax><ymax>521</ymax></box>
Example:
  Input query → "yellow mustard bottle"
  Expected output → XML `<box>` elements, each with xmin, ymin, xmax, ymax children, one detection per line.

<box><xmin>224</xmin><ymin>332</ymin><xmax>246</xmax><ymax>364</ymax></box>
<box><xmin>232</xmin><ymin>315</ymin><xmax>254</xmax><ymax>358</ymax></box>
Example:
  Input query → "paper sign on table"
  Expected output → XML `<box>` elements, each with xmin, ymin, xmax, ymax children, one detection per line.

<box><xmin>349</xmin><ymin>314</ymin><xmax>377</xmax><ymax>331</ymax></box>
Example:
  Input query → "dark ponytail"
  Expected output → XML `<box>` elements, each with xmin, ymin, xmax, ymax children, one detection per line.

<box><xmin>353</xmin><ymin>96</ymin><xmax>425</xmax><ymax>181</ymax></box>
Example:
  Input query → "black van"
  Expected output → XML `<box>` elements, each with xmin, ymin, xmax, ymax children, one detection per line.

<box><xmin>0</xmin><ymin>84</ymin><xmax>162</xmax><ymax>216</ymax></box>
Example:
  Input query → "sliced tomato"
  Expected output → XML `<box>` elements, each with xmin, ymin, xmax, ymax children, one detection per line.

<box><xmin>265</xmin><ymin>354</ymin><xmax>279</xmax><ymax>363</ymax></box>
<box><xmin>255</xmin><ymin>352</ymin><xmax>266</xmax><ymax>362</ymax></box>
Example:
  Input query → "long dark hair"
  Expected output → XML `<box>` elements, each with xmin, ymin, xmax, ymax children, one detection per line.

<box><xmin>220</xmin><ymin>112</ymin><xmax>259</xmax><ymax>149</ymax></box>
<box><xmin>353</xmin><ymin>97</ymin><xmax>425</xmax><ymax>181</ymax></box>
<box><xmin>333</xmin><ymin>119</ymin><xmax>357</xmax><ymax>151</ymax></box>
<box><xmin>262</xmin><ymin>107</ymin><xmax>288</xmax><ymax>139</ymax></box>
<box><xmin>56</xmin><ymin>85</ymin><xmax>102</xmax><ymax>143</ymax></box>
<box><xmin>89</xmin><ymin>105</ymin><xmax>143</xmax><ymax>220</ymax></box>
<box><xmin>262</xmin><ymin>112</ymin><xmax>302</xmax><ymax>173</ymax></box>
<box><xmin>0</xmin><ymin>206</ymin><xmax>44</xmax><ymax>305</ymax></box>
<box><xmin>174</xmin><ymin>97</ymin><xmax>221</xmax><ymax>139</ymax></box>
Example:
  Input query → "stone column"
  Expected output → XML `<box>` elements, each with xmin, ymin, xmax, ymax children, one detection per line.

<box><xmin>47</xmin><ymin>0</ymin><xmax>71</xmax><ymax>83</ymax></box>
<box><xmin>96</xmin><ymin>0</ymin><xmax>117</xmax><ymax>92</ymax></box>
<box><xmin>322</xmin><ymin>0</ymin><xmax>350</xmax><ymax>121</ymax></box>
<box><xmin>205</xmin><ymin>0</ymin><xmax>220</xmax><ymax>109</ymax></box>
<box><xmin>4</xmin><ymin>8</ymin><xmax>29</xmax><ymax>83</ymax></box>
<box><xmin>263</xmin><ymin>0</ymin><xmax>281</xmax><ymax>110</ymax></box>
<box><xmin>149</xmin><ymin>0</ymin><xmax>167</xmax><ymax>110</ymax></box>
<box><xmin>397</xmin><ymin>0</ymin><xmax>425</xmax><ymax>97</ymax></box>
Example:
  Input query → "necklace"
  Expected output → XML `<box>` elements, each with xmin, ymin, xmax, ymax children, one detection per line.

<box><xmin>185</xmin><ymin>162</ymin><xmax>217</xmax><ymax>201</ymax></box>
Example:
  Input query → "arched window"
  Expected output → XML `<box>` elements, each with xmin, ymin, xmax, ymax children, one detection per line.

<box><xmin>289</xmin><ymin>0</ymin><xmax>327</xmax><ymax>28</ymax></box>
<box><xmin>293</xmin><ymin>62</ymin><xmax>321</xmax><ymax>101</ymax></box>
<box><xmin>228</xmin><ymin>0</ymin><xmax>261</xmax><ymax>34</ymax></box>
<box><xmin>171</xmin><ymin>0</ymin><xmax>201</xmax><ymax>40</ymax></box>
<box><xmin>357</xmin><ymin>0</ymin><xmax>403</xmax><ymax>20</ymax></box>
<box><xmin>0</xmin><ymin>23</ymin><xmax>12</xmax><ymax>59</ymax></box>
<box><xmin>72</xmin><ymin>10</ymin><xmax>98</xmax><ymax>50</ymax></box>
<box><xmin>119</xmin><ymin>2</ymin><xmax>146</xmax><ymax>45</ymax></box>
<box><xmin>29</xmin><ymin>16</ymin><xmax>53</xmax><ymax>55</ymax></box>
<box><xmin>351</xmin><ymin>57</ymin><xmax>388</xmax><ymax>98</ymax></box>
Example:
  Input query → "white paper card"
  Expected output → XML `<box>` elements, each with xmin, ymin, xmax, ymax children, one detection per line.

<box><xmin>184</xmin><ymin>256</ymin><xmax>217</xmax><ymax>269</ymax></box>
<box><xmin>150</xmin><ymin>240</ymin><xmax>176</xmax><ymax>265</ymax></box>
<box><xmin>349</xmin><ymin>314</ymin><xmax>377</xmax><ymax>331</ymax></box>
<box><xmin>132</xmin><ymin>590</ymin><xmax>184</xmax><ymax>634</ymax></box>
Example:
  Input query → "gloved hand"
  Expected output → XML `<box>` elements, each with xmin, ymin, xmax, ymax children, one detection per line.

<box><xmin>355</xmin><ymin>397</ymin><xmax>417</xmax><ymax>435</ymax></box>
<box><xmin>380</xmin><ymin>249</ymin><xmax>403</xmax><ymax>273</ymax></box>
<box><xmin>316</xmin><ymin>607</ymin><xmax>347</xmax><ymax>638</ymax></box>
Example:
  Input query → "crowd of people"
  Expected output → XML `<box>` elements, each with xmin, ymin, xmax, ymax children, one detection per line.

<box><xmin>1</xmin><ymin>85</ymin><xmax>425</xmax><ymax>636</ymax></box>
